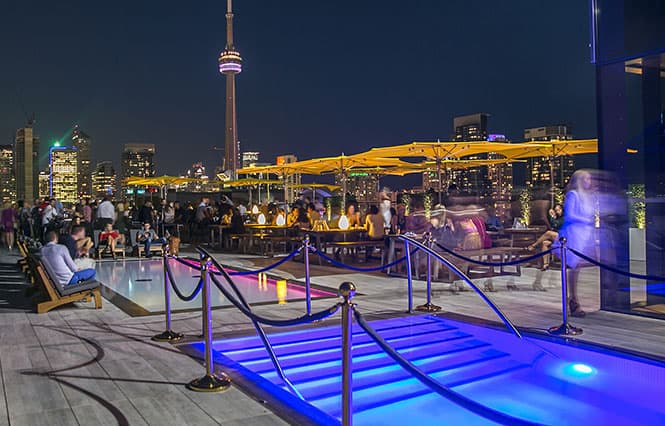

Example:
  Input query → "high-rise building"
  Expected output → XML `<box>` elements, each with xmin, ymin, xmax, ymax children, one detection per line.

<box><xmin>15</xmin><ymin>123</ymin><xmax>40</xmax><ymax>201</ymax></box>
<box><xmin>276</xmin><ymin>154</ymin><xmax>300</xmax><ymax>204</ymax></box>
<box><xmin>121</xmin><ymin>143</ymin><xmax>155</xmax><ymax>188</ymax></box>
<box><xmin>335</xmin><ymin>172</ymin><xmax>380</xmax><ymax>209</ymax></box>
<box><xmin>219</xmin><ymin>0</ymin><xmax>243</xmax><ymax>178</ymax></box>
<box><xmin>242</xmin><ymin>152</ymin><xmax>260</xmax><ymax>168</ymax></box>
<box><xmin>92</xmin><ymin>161</ymin><xmax>117</xmax><ymax>199</ymax></box>
<box><xmin>185</xmin><ymin>162</ymin><xmax>208</xmax><ymax>192</ymax></box>
<box><xmin>38</xmin><ymin>170</ymin><xmax>50</xmax><ymax>199</ymax></box>
<box><xmin>450</xmin><ymin>113</ymin><xmax>493</xmax><ymax>195</ymax></box>
<box><xmin>524</xmin><ymin>125</ymin><xmax>575</xmax><ymax>190</ymax></box>
<box><xmin>49</xmin><ymin>146</ymin><xmax>78</xmax><ymax>204</ymax></box>
<box><xmin>0</xmin><ymin>145</ymin><xmax>15</xmax><ymax>204</ymax></box>
<box><xmin>71</xmin><ymin>125</ymin><xmax>92</xmax><ymax>198</ymax></box>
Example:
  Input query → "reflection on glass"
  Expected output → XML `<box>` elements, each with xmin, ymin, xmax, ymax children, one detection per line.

<box><xmin>276</xmin><ymin>280</ymin><xmax>287</xmax><ymax>304</ymax></box>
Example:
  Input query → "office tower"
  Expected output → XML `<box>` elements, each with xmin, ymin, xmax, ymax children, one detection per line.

<box><xmin>121</xmin><ymin>143</ymin><xmax>155</xmax><ymax>194</ymax></box>
<box><xmin>524</xmin><ymin>125</ymin><xmax>575</xmax><ymax>190</ymax></box>
<box><xmin>92</xmin><ymin>161</ymin><xmax>117</xmax><ymax>198</ymax></box>
<box><xmin>0</xmin><ymin>145</ymin><xmax>15</xmax><ymax>204</ymax></box>
<box><xmin>38</xmin><ymin>170</ymin><xmax>50</xmax><ymax>199</ymax></box>
<box><xmin>335</xmin><ymin>172</ymin><xmax>379</xmax><ymax>209</ymax></box>
<box><xmin>450</xmin><ymin>113</ymin><xmax>493</xmax><ymax>195</ymax></box>
<box><xmin>15</xmin><ymin>123</ymin><xmax>40</xmax><ymax>201</ymax></box>
<box><xmin>242</xmin><ymin>152</ymin><xmax>260</xmax><ymax>168</ymax></box>
<box><xmin>185</xmin><ymin>162</ymin><xmax>207</xmax><ymax>192</ymax></box>
<box><xmin>276</xmin><ymin>154</ymin><xmax>300</xmax><ymax>204</ymax></box>
<box><xmin>219</xmin><ymin>0</ymin><xmax>243</xmax><ymax>177</ymax></box>
<box><xmin>49</xmin><ymin>146</ymin><xmax>78</xmax><ymax>204</ymax></box>
<box><xmin>71</xmin><ymin>125</ymin><xmax>92</xmax><ymax>198</ymax></box>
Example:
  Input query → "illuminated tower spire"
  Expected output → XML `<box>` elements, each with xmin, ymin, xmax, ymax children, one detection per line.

<box><xmin>219</xmin><ymin>0</ymin><xmax>242</xmax><ymax>178</ymax></box>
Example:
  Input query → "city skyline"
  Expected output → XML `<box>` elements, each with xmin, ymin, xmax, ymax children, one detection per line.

<box><xmin>1</xmin><ymin>0</ymin><xmax>595</xmax><ymax>177</ymax></box>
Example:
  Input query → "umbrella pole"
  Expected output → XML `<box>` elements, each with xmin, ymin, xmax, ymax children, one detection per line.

<box><xmin>550</xmin><ymin>156</ymin><xmax>555</xmax><ymax>206</ymax></box>
<box><xmin>437</xmin><ymin>158</ymin><xmax>443</xmax><ymax>206</ymax></box>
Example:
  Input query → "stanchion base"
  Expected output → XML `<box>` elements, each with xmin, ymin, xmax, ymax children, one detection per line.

<box><xmin>416</xmin><ymin>303</ymin><xmax>442</xmax><ymax>312</ymax></box>
<box><xmin>151</xmin><ymin>330</ymin><xmax>184</xmax><ymax>342</ymax></box>
<box><xmin>186</xmin><ymin>373</ymin><xmax>231</xmax><ymax>392</ymax></box>
<box><xmin>548</xmin><ymin>323</ymin><xmax>583</xmax><ymax>336</ymax></box>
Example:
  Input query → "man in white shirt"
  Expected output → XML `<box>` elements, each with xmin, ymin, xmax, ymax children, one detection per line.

<box><xmin>42</xmin><ymin>198</ymin><xmax>58</xmax><ymax>226</ymax></box>
<box><xmin>40</xmin><ymin>231</ymin><xmax>96</xmax><ymax>285</ymax></box>
<box><xmin>96</xmin><ymin>196</ymin><xmax>115</xmax><ymax>228</ymax></box>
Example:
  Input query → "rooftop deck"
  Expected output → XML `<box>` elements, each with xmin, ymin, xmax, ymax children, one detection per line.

<box><xmin>2</xmin><ymin>247</ymin><xmax>664</xmax><ymax>425</ymax></box>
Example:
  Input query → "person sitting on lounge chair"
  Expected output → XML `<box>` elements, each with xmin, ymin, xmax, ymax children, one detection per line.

<box><xmin>136</xmin><ymin>222</ymin><xmax>166</xmax><ymax>257</ymax></box>
<box><xmin>41</xmin><ymin>231</ymin><xmax>96</xmax><ymax>285</ymax></box>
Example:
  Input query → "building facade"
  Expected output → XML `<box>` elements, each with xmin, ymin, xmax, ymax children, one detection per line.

<box><xmin>276</xmin><ymin>154</ymin><xmax>300</xmax><ymax>204</ymax></box>
<box><xmin>121</xmin><ymin>143</ymin><xmax>155</xmax><ymax>193</ymax></box>
<box><xmin>524</xmin><ymin>125</ymin><xmax>575</xmax><ymax>191</ymax></box>
<box><xmin>71</xmin><ymin>126</ymin><xmax>92</xmax><ymax>198</ymax></box>
<box><xmin>15</xmin><ymin>125</ymin><xmax>40</xmax><ymax>201</ymax></box>
<box><xmin>0</xmin><ymin>145</ymin><xmax>15</xmax><ymax>204</ymax></box>
<box><xmin>241</xmin><ymin>152</ymin><xmax>260</xmax><ymax>169</ymax></box>
<box><xmin>450</xmin><ymin>113</ymin><xmax>494</xmax><ymax>195</ymax></box>
<box><xmin>591</xmin><ymin>0</ymin><xmax>665</xmax><ymax>317</ymax></box>
<box><xmin>92</xmin><ymin>161</ymin><xmax>117</xmax><ymax>199</ymax></box>
<box><xmin>38</xmin><ymin>170</ymin><xmax>50</xmax><ymax>199</ymax></box>
<box><xmin>49</xmin><ymin>146</ymin><xmax>78</xmax><ymax>204</ymax></box>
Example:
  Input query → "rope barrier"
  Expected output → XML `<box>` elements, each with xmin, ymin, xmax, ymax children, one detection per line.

<box><xmin>311</xmin><ymin>246</ymin><xmax>411</xmax><ymax>272</ymax></box>
<box><xmin>164</xmin><ymin>257</ymin><xmax>205</xmax><ymax>302</ymax></box>
<box><xmin>352</xmin><ymin>308</ymin><xmax>543</xmax><ymax>426</ymax></box>
<box><xmin>210</xmin><ymin>273</ymin><xmax>341</xmax><ymax>327</ymax></box>
<box><xmin>434</xmin><ymin>242</ymin><xmax>558</xmax><ymax>267</ymax></box>
<box><xmin>173</xmin><ymin>248</ymin><xmax>303</xmax><ymax>277</ymax></box>
<box><xmin>567</xmin><ymin>247</ymin><xmax>665</xmax><ymax>282</ymax></box>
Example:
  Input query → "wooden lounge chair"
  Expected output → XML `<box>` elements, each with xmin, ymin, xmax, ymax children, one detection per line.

<box><xmin>130</xmin><ymin>229</ymin><xmax>164</xmax><ymax>258</ymax></box>
<box><xmin>34</xmin><ymin>262</ymin><xmax>102</xmax><ymax>314</ymax></box>
<box><xmin>94</xmin><ymin>230</ymin><xmax>126</xmax><ymax>260</ymax></box>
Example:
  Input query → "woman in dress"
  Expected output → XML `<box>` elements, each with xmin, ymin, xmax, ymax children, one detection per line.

<box><xmin>558</xmin><ymin>170</ymin><xmax>598</xmax><ymax>317</ymax></box>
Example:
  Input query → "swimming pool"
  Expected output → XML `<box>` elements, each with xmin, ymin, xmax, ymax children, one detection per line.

<box><xmin>95</xmin><ymin>258</ymin><xmax>336</xmax><ymax>315</ymax></box>
<box><xmin>200</xmin><ymin>315</ymin><xmax>665</xmax><ymax>425</ymax></box>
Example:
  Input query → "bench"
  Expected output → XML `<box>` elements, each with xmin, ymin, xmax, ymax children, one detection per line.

<box><xmin>34</xmin><ymin>262</ymin><xmax>102</xmax><ymax>314</ymax></box>
<box><xmin>326</xmin><ymin>240</ymin><xmax>384</xmax><ymax>264</ymax></box>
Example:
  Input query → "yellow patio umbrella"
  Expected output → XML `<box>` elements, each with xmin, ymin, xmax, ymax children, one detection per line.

<box><xmin>221</xmin><ymin>178</ymin><xmax>284</xmax><ymax>205</ymax></box>
<box><xmin>365</xmin><ymin>141</ymin><xmax>531</xmax><ymax>204</ymax></box>
<box><xmin>290</xmin><ymin>183</ymin><xmax>341</xmax><ymax>191</ymax></box>
<box><xmin>124</xmin><ymin>175</ymin><xmax>204</xmax><ymax>198</ymax></box>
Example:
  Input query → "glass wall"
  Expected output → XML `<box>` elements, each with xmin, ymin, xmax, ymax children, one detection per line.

<box><xmin>594</xmin><ymin>0</ymin><xmax>665</xmax><ymax>317</ymax></box>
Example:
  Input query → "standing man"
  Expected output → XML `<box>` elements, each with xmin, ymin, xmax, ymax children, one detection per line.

<box><xmin>40</xmin><ymin>231</ymin><xmax>96</xmax><ymax>285</ymax></box>
<box><xmin>96</xmin><ymin>196</ymin><xmax>115</xmax><ymax>229</ymax></box>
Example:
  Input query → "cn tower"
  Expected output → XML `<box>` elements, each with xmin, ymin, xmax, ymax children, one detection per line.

<box><xmin>218</xmin><ymin>0</ymin><xmax>242</xmax><ymax>178</ymax></box>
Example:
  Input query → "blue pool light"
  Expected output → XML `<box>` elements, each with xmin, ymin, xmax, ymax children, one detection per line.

<box><xmin>566</xmin><ymin>363</ymin><xmax>596</xmax><ymax>377</ymax></box>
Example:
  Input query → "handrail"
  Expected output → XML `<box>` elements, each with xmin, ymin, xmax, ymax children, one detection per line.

<box><xmin>398</xmin><ymin>235</ymin><xmax>522</xmax><ymax>339</ymax></box>
<box><xmin>353</xmin><ymin>307</ymin><xmax>544</xmax><ymax>426</ymax></box>
<box><xmin>195</xmin><ymin>246</ymin><xmax>309</xmax><ymax>400</ymax></box>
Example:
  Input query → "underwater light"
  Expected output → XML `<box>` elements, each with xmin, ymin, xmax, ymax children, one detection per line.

<box><xmin>567</xmin><ymin>363</ymin><xmax>596</xmax><ymax>377</ymax></box>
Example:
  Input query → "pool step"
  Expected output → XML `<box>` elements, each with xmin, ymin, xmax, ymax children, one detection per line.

<box><xmin>215</xmin><ymin>315</ymin><xmax>530</xmax><ymax>419</ymax></box>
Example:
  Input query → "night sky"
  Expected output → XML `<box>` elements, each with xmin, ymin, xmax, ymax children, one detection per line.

<box><xmin>0</xmin><ymin>0</ymin><xmax>595</xmax><ymax>179</ymax></box>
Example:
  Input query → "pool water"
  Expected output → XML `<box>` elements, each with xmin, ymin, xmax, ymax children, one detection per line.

<box><xmin>95</xmin><ymin>258</ymin><xmax>335</xmax><ymax>314</ymax></box>
<box><xmin>208</xmin><ymin>315</ymin><xmax>665</xmax><ymax>425</ymax></box>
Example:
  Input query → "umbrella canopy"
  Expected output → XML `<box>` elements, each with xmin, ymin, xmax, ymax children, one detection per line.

<box><xmin>366</xmin><ymin>140</ymin><xmax>525</xmax><ymax>161</ymax></box>
<box><xmin>291</xmin><ymin>183</ymin><xmax>341</xmax><ymax>191</ymax></box>
<box><xmin>495</xmin><ymin>139</ymin><xmax>598</xmax><ymax>159</ymax></box>
<box><xmin>124</xmin><ymin>175</ymin><xmax>202</xmax><ymax>186</ymax></box>
<box><xmin>237</xmin><ymin>163</ymin><xmax>321</xmax><ymax>176</ymax></box>
<box><xmin>221</xmin><ymin>178</ymin><xmax>283</xmax><ymax>187</ymax></box>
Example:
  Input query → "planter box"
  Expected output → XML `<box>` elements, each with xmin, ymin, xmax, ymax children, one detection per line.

<box><xmin>629</xmin><ymin>228</ymin><xmax>646</xmax><ymax>261</ymax></box>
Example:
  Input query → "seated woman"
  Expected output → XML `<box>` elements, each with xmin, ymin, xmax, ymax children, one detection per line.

<box><xmin>99</xmin><ymin>222</ymin><xmax>126</xmax><ymax>258</ymax></box>
<box><xmin>526</xmin><ymin>203</ymin><xmax>564</xmax><ymax>270</ymax></box>
<box><xmin>345</xmin><ymin>203</ymin><xmax>362</xmax><ymax>228</ymax></box>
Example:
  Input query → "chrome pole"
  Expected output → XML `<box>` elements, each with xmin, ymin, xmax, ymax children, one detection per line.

<box><xmin>549</xmin><ymin>237</ymin><xmax>582</xmax><ymax>335</ymax></box>
<box><xmin>187</xmin><ymin>256</ymin><xmax>231</xmax><ymax>392</ymax></box>
<box><xmin>304</xmin><ymin>234</ymin><xmax>312</xmax><ymax>315</ymax></box>
<box><xmin>416</xmin><ymin>233</ymin><xmax>441</xmax><ymax>312</ymax></box>
<box><xmin>152</xmin><ymin>250</ymin><xmax>183</xmax><ymax>341</ymax></box>
<box><xmin>405</xmin><ymin>240</ymin><xmax>413</xmax><ymax>313</ymax></box>
<box><xmin>339</xmin><ymin>281</ymin><xmax>356</xmax><ymax>426</ymax></box>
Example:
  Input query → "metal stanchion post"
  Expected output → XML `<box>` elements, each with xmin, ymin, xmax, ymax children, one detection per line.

<box><xmin>152</xmin><ymin>250</ymin><xmax>184</xmax><ymax>341</ymax></box>
<box><xmin>339</xmin><ymin>281</ymin><xmax>356</xmax><ymax>426</ymax></box>
<box><xmin>405</xmin><ymin>240</ymin><xmax>413</xmax><ymax>313</ymax></box>
<box><xmin>187</xmin><ymin>256</ymin><xmax>231</xmax><ymax>392</ymax></box>
<box><xmin>548</xmin><ymin>238</ymin><xmax>583</xmax><ymax>336</ymax></box>
<box><xmin>417</xmin><ymin>233</ymin><xmax>441</xmax><ymax>312</ymax></box>
<box><xmin>304</xmin><ymin>234</ymin><xmax>312</xmax><ymax>315</ymax></box>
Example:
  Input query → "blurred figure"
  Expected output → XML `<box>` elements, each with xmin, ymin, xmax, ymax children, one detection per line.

<box><xmin>364</xmin><ymin>205</ymin><xmax>385</xmax><ymax>240</ymax></box>
<box><xmin>559</xmin><ymin>170</ymin><xmax>599</xmax><ymax>317</ymax></box>
<box><xmin>345</xmin><ymin>203</ymin><xmax>361</xmax><ymax>228</ymax></box>
<box><xmin>1</xmin><ymin>202</ymin><xmax>16</xmax><ymax>251</ymax></box>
